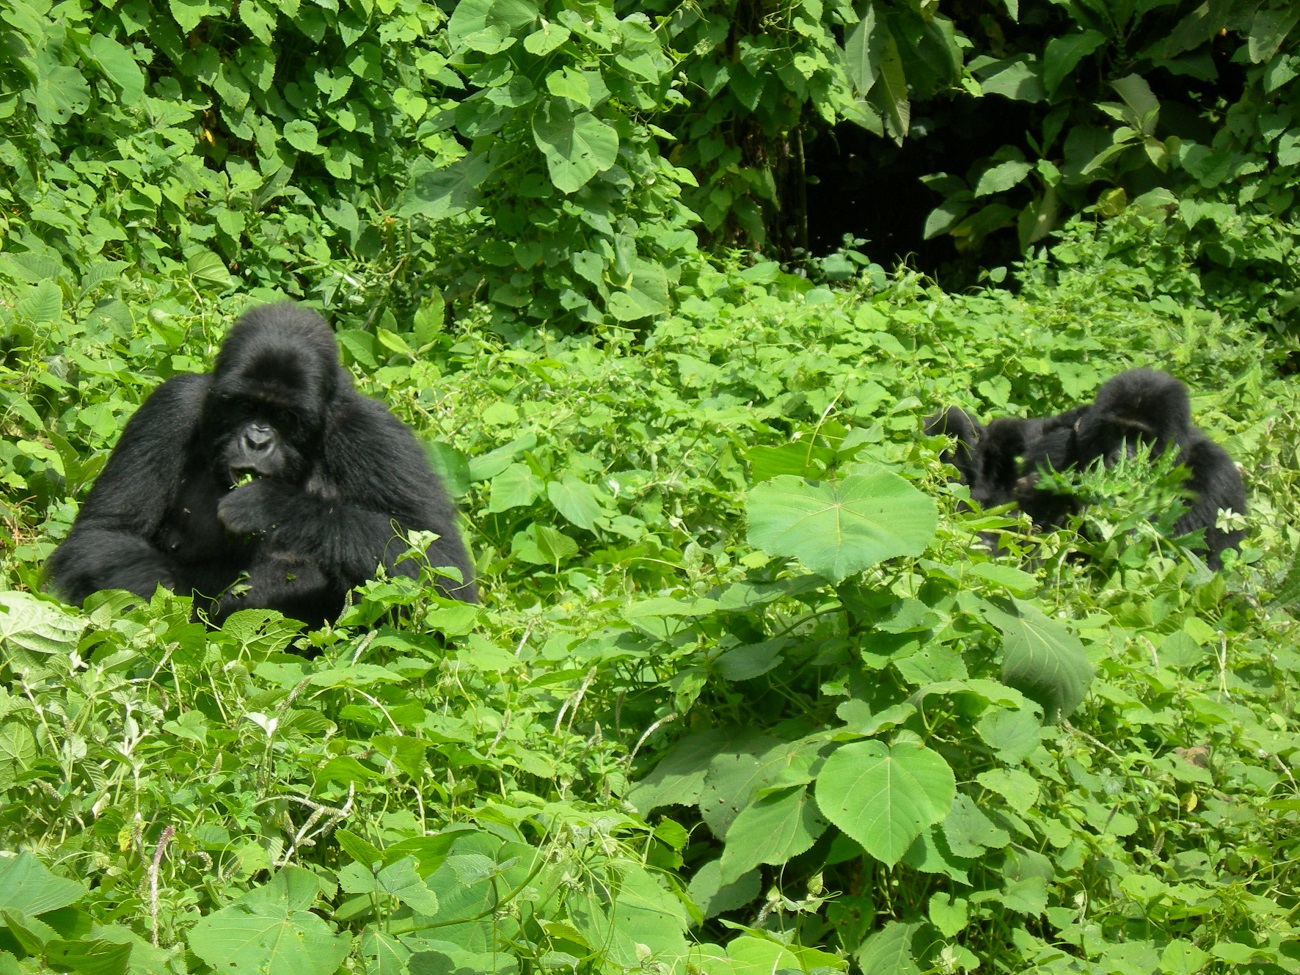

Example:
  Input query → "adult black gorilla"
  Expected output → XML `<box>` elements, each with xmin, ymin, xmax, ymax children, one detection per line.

<box><xmin>47</xmin><ymin>304</ymin><xmax>476</xmax><ymax>626</ymax></box>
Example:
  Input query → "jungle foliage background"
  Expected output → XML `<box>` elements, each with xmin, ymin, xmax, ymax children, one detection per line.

<box><xmin>2</xmin><ymin>0</ymin><xmax>1300</xmax><ymax>972</ymax></box>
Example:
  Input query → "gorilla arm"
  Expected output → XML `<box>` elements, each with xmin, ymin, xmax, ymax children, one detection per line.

<box><xmin>46</xmin><ymin>375</ymin><xmax>211</xmax><ymax>603</ymax></box>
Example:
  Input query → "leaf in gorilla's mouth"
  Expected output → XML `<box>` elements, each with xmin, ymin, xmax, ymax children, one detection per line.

<box><xmin>231</xmin><ymin>470</ymin><xmax>260</xmax><ymax>488</ymax></box>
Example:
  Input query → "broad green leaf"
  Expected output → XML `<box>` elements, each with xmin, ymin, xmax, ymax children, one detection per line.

<box><xmin>1248</xmin><ymin>7</ymin><xmax>1300</xmax><ymax>64</ymax></box>
<box><xmin>511</xmin><ymin>523</ymin><xmax>578</xmax><ymax>565</ymax></box>
<box><xmin>984</xmin><ymin>598</ymin><xmax>1092</xmax><ymax>719</ymax></box>
<box><xmin>337</xmin><ymin>858</ymin><xmax>439</xmax><ymax>914</ymax></box>
<box><xmin>531</xmin><ymin>102</ymin><xmax>619</xmax><ymax>193</ymax></box>
<box><xmin>874</xmin><ymin>29</ymin><xmax>910</xmax><ymax>143</ymax></box>
<box><xmin>447</xmin><ymin>0</ymin><xmax>537</xmax><ymax>53</ymax></box>
<box><xmin>843</xmin><ymin>3</ymin><xmax>884</xmax><ymax>95</ymax></box>
<box><xmin>468</xmin><ymin>431</ymin><xmax>535</xmax><ymax>479</ymax></box>
<box><xmin>525</xmin><ymin>21</ymin><xmax>571</xmax><ymax>55</ymax></box>
<box><xmin>976</xmin><ymin>707</ymin><xmax>1041</xmax><ymax>763</ymax></box>
<box><xmin>16</xmin><ymin>278</ymin><xmax>62</xmax><ymax>323</ymax></box>
<box><xmin>974</xmin><ymin>54</ymin><xmax>1045</xmax><ymax>102</ymax></box>
<box><xmin>744</xmin><ymin>442</ymin><xmax>833</xmax><ymax>482</ymax></box>
<box><xmin>568</xmin><ymin>859</ymin><xmax>689</xmax><ymax>968</ymax></box>
<box><xmin>169</xmin><ymin>0</ymin><xmax>211</xmax><ymax>34</ymax></box>
<box><xmin>0</xmin><ymin>724</ymin><xmax>37</xmax><ymax>772</ymax></box>
<box><xmin>487</xmin><ymin>462</ymin><xmax>544</xmax><ymax>512</ymax></box>
<box><xmin>397</xmin><ymin>154</ymin><xmax>491</xmax><ymax>220</ymax></box>
<box><xmin>974</xmin><ymin>158</ymin><xmax>1033</xmax><ymax>197</ymax></box>
<box><xmin>929</xmin><ymin>892</ymin><xmax>970</xmax><ymax>938</ymax></box>
<box><xmin>426</xmin><ymin>442</ymin><xmax>471</xmax><ymax>498</ymax></box>
<box><xmin>687</xmin><ymin>860</ymin><xmax>761</xmax><ymax>919</ymax></box>
<box><xmin>189</xmin><ymin>869</ymin><xmax>351</xmax><ymax>975</ymax></box>
<box><xmin>1111</xmin><ymin>74</ymin><xmax>1159</xmax><ymax>132</ymax></box>
<box><xmin>607</xmin><ymin>258</ymin><xmax>669</xmax><ymax>321</ymax></box>
<box><xmin>699</xmin><ymin>737</ymin><xmax>798</xmax><ymax>836</ymax></box>
<box><xmin>0</xmin><ymin>592</ymin><xmax>85</xmax><ymax>657</ymax></box>
<box><xmin>746</xmin><ymin>473</ymin><xmax>937</xmax><ymax>584</ymax></box>
<box><xmin>856</xmin><ymin>919</ymin><xmax>925</xmax><ymax>975</ymax></box>
<box><xmin>283</xmin><ymin>119</ymin><xmax>320</xmax><ymax>153</ymax></box>
<box><xmin>901</xmin><ymin>824</ymin><xmax>969</xmax><ymax>883</ymax></box>
<box><xmin>336</xmin><ymin>329</ymin><xmax>377</xmax><ymax>370</ymax></box>
<box><xmin>816</xmin><ymin>740</ymin><xmax>956</xmax><ymax>866</ymax></box>
<box><xmin>35</xmin><ymin>65</ymin><xmax>90</xmax><ymax>125</ymax></box>
<box><xmin>321</xmin><ymin>199</ymin><xmax>359</xmax><ymax>238</ymax></box>
<box><xmin>214</xmin><ymin>61</ymin><xmax>250</xmax><ymax>111</ymax></box>
<box><xmin>1162</xmin><ymin>940</ymin><xmax>1211</xmax><ymax>975</ymax></box>
<box><xmin>238</xmin><ymin>0</ymin><xmax>276</xmax><ymax>44</ymax></box>
<box><xmin>1043</xmin><ymin>30</ymin><xmax>1105</xmax><ymax>97</ymax></box>
<box><xmin>547</xmin><ymin>474</ymin><xmax>604</xmax><ymax>530</ymax></box>
<box><xmin>45</xmin><ymin>939</ymin><xmax>131</xmax><ymax>975</ymax></box>
<box><xmin>714</xmin><ymin>935</ymin><xmax>826</xmax><ymax>972</ymax></box>
<box><xmin>186</xmin><ymin>249</ymin><xmax>233</xmax><ymax>288</ymax></box>
<box><xmin>976</xmin><ymin>767</ymin><xmax>1040</xmax><ymax>815</ymax></box>
<box><xmin>718</xmin><ymin>786</ymin><xmax>827</xmax><ymax>883</ymax></box>
<box><xmin>546</xmin><ymin>66</ymin><xmax>593</xmax><ymax>107</ymax></box>
<box><xmin>360</xmin><ymin>930</ymin><xmax>410</xmax><ymax>975</ymax></box>
<box><xmin>0</xmin><ymin>852</ymin><xmax>87</xmax><ymax>915</ymax></box>
<box><xmin>627</xmin><ymin>728</ymin><xmax>778</xmax><ymax>816</ymax></box>
<box><xmin>85</xmin><ymin>35</ymin><xmax>145</xmax><ymax>103</ymax></box>
<box><xmin>923</xmin><ymin>197</ymin><xmax>973</xmax><ymax>239</ymax></box>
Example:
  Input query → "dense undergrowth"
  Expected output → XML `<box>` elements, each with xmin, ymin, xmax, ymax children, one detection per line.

<box><xmin>2</xmin><ymin>233</ymin><xmax>1300</xmax><ymax>973</ymax></box>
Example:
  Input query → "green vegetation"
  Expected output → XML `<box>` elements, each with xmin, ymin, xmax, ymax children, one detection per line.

<box><xmin>3</xmin><ymin>0</ymin><xmax>1300</xmax><ymax>973</ymax></box>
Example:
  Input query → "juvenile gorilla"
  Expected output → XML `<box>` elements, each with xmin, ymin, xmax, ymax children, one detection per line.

<box><xmin>925</xmin><ymin>405</ymin><xmax>1086</xmax><ymax>509</ymax></box>
<box><xmin>47</xmin><ymin>304</ymin><xmax>476</xmax><ymax>626</ymax></box>
<box><xmin>1015</xmin><ymin>368</ymin><xmax>1246</xmax><ymax>568</ymax></box>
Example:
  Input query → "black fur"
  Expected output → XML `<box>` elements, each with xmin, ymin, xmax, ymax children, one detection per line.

<box><xmin>926</xmin><ymin>405</ymin><xmax>1087</xmax><ymax>509</ymax></box>
<box><xmin>47</xmin><ymin>304</ymin><xmax>476</xmax><ymax>626</ymax></box>
<box><xmin>924</xmin><ymin>408</ymin><xmax>983</xmax><ymax>491</ymax></box>
<box><xmin>1016</xmin><ymin>369</ymin><xmax>1246</xmax><ymax>568</ymax></box>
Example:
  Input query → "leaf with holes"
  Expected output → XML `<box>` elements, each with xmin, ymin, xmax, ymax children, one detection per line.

<box><xmin>532</xmin><ymin>101</ymin><xmax>619</xmax><ymax>193</ymax></box>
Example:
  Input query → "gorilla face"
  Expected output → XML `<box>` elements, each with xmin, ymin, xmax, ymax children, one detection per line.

<box><xmin>201</xmin><ymin>307</ymin><xmax>341</xmax><ymax>488</ymax></box>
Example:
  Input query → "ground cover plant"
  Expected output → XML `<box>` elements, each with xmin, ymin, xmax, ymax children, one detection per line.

<box><xmin>3</xmin><ymin>242</ymin><xmax>1300</xmax><ymax>973</ymax></box>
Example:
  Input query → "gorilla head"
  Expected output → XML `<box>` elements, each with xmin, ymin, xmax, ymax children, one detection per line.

<box><xmin>202</xmin><ymin>306</ymin><xmax>342</xmax><ymax>488</ymax></box>
<box><xmin>1074</xmin><ymin>368</ymin><xmax>1193</xmax><ymax>466</ymax></box>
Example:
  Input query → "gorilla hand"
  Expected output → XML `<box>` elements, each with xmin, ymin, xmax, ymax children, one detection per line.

<box><xmin>217</xmin><ymin>480</ymin><xmax>284</xmax><ymax>538</ymax></box>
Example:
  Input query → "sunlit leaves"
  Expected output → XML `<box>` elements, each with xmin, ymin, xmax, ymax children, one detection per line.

<box><xmin>746</xmin><ymin>472</ymin><xmax>937</xmax><ymax>583</ymax></box>
<box><xmin>84</xmin><ymin>35</ymin><xmax>145</xmax><ymax>103</ymax></box>
<box><xmin>531</xmin><ymin>101</ymin><xmax>620</xmax><ymax>193</ymax></box>
<box><xmin>816</xmin><ymin>740</ymin><xmax>956</xmax><ymax>866</ymax></box>
<box><xmin>283</xmin><ymin>119</ymin><xmax>320</xmax><ymax>153</ymax></box>
<box><xmin>188</xmin><ymin>869</ymin><xmax>352</xmax><ymax>975</ymax></box>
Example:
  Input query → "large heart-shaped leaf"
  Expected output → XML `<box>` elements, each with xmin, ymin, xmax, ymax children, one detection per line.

<box><xmin>816</xmin><ymin>739</ymin><xmax>955</xmax><ymax>866</ymax></box>
<box><xmin>531</xmin><ymin>101</ymin><xmax>619</xmax><ymax>193</ymax></box>
<box><xmin>746</xmin><ymin>473</ymin><xmax>937</xmax><ymax>583</ymax></box>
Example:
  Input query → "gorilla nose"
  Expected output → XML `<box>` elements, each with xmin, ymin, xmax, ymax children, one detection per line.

<box><xmin>243</xmin><ymin>424</ymin><xmax>274</xmax><ymax>451</ymax></box>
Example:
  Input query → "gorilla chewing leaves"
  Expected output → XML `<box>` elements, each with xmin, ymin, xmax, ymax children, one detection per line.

<box><xmin>46</xmin><ymin>302</ymin><xmax>477</xmax><ymax>628</ymax></box>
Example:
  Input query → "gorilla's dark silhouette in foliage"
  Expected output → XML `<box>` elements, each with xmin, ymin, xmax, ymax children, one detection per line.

<box><xmin>48</xmin><ymin>304</ymin><xmax>476</xmax><ymax>626</ymax></box>
<box><xmin>928</xmin><ymin>368</ymin><xmax>1246</xmax><ymax>568</ymax></box>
